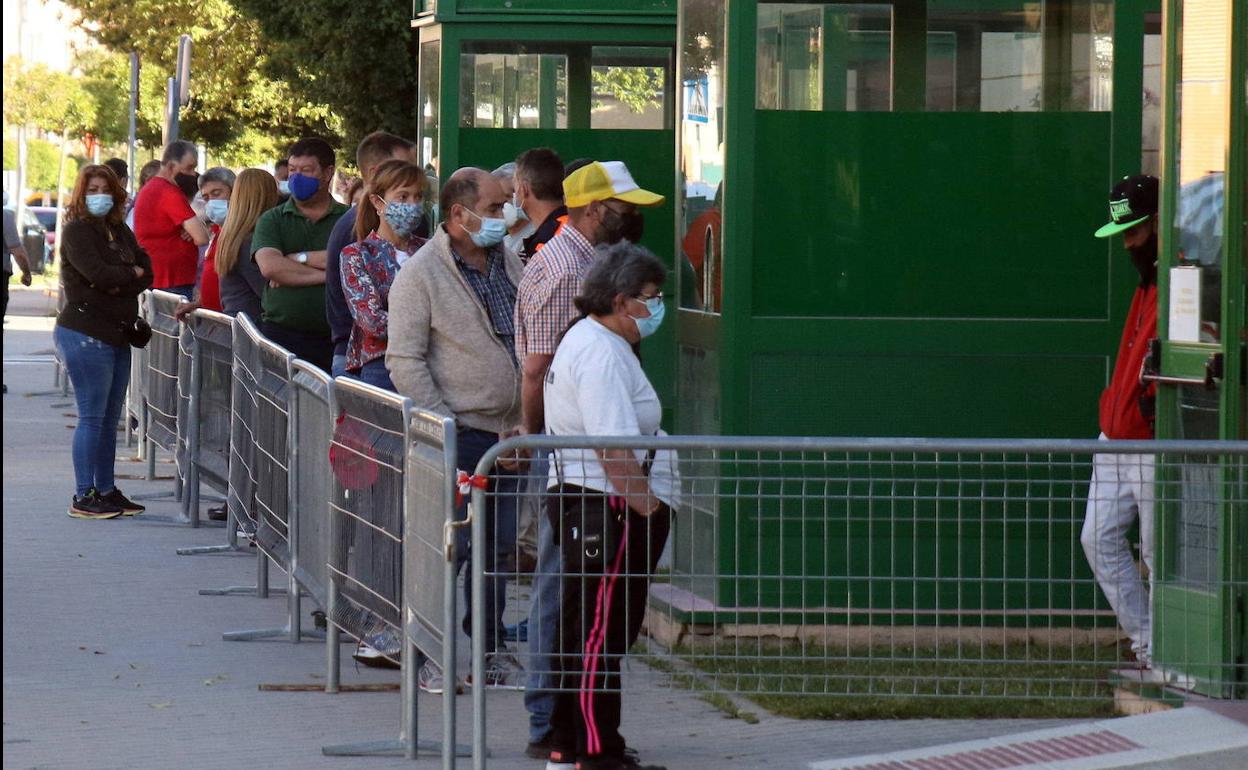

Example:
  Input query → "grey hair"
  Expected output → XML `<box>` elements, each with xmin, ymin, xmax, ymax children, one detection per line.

<box><xmin>199</xmin><ymin>166</ymin><xmax>236</xmax><ymax>190</ymax></box>
<box><xmin>161</xmin><ymin>139</ymin><xmax>197</xmax><ymax>165</ymax></box>
<box><xmin>574</xmin><ymin>241</ymin><xmax>668</xmax><ymax>317</ymax></box>
<box><xmin>491</xmin><ymin>162</ymin><xmax>516</xmax><ymax>180</ymax></box>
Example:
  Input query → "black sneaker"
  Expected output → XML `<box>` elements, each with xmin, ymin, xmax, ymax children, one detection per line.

<box><xmin>99</xmin><ymin>487</ymin><xmax>144</xmax><ymax>516</ymax></box>
<box><xmin>206</xmin><ymin>505</ymin><xmax>227</xmax><ymax>521</ymax></box>
<box><xmin>68</xmin><ymin>489</ymin><xmax>124</xmax><ymax>520</ymax></box>
<box><xmin>526</xmin><ymin>734</ymin><xmax>555</xmax><ymax>759</ymax></box>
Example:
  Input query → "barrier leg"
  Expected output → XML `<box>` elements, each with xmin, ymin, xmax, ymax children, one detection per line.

<box><xmin>326</xmin><ymin>579</ymin><xmax>341</xmax><ymax>694</ymax></box>
<box><xmin>198</xmin><ymin>537</ymin><xmax>287</xmax><ymax>595</ymax></box>
<box><xmin>222</xmin><ymin>551</ymin><xmax>321</xmax><ymax>642</ymax></box>
<box><xmin>178</xmin><ymin>499</ymin><xmax>242</xmax><ymax>556</ymax></box>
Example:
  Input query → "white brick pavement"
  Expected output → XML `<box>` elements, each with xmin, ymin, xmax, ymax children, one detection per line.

<box><xmin>4</xmin><ymin>304</ymin><xmax>1098</xmax><ymax>770</ymax></box>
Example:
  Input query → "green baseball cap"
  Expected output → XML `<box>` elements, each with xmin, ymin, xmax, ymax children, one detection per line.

<box><xmin>1094</xmin><ymin>175</ymin><xmax>1159</xmax><ymax>238</ymax></box>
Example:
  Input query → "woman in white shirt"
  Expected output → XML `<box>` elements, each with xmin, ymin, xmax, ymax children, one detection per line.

<box><xmin>542</xmin><ymin>242</ymin><xmax>676</xmax><ymax>770</ymax></box>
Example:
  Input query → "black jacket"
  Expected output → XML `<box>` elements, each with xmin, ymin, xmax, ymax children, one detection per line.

<box><xmin>56</xmin><ymin>217</ymin><xmax>154</xmax><ymax>347</ymax></box>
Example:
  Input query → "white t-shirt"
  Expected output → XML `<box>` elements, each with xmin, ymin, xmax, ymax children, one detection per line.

<box><xmin>543</xmin><ymin>317</ymin><xmax>680</xmax><ymax>508</ymax></box>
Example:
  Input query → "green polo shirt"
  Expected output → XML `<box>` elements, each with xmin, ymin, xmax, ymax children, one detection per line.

<box><xmin>250</xmin><ymin>197</ymin><xmax>348</xmax><ymax>334</ymax></box>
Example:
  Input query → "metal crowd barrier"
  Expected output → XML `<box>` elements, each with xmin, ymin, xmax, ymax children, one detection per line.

<box><xmin>124</xmin><ymin>292</ymin><xmax>149</xmax><ymax>452</ymax></box>
<box><xmin>143</xmin><ymin>290</ymin><xmax>184</xmax><ymax>494</ymax></box>
<box><xmin>467</xmin><ymin>435</ymin><xmax>1248</xmax><ymax>767</ymax></box>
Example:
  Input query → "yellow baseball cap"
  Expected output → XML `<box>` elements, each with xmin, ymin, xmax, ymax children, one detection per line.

<box><xmin>563</xmin><ymin>161</ymin><xmax>665</xmax><ymax>208</ymax></box>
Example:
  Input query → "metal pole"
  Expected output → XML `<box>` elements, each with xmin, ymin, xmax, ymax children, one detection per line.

<box><xmin>287</xmin><ymin>386</ymin><xmax>302</xmax><ymax>643</ymax></box>
<box><xmin>470</xmin><ymin>487</ymin><xmax>487</xmax><ymax>770</ymax></box>
<box><xmin>442</xmin><ymin>427</ymin><xmax>459</xmax><ymax>770</ymax></box>
<box><xmin>165</xmin><ymin>77</ymin><xmax>179</xmax><ymax>145</ymax></box>
<box><xmin>182</xmin><ymin>329</ymin><xmax>202</xmax><ymax>527</ymax></box>
<box><xmin>128</xmin><ymin>52</ymin><xmax>138</xmax><ymax>194</ymax></box>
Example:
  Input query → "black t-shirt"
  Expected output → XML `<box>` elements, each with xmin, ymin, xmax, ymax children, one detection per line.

<box><xmin>521</xmin><ymin>205</ymin><xmax>568</xmax><ymax>263</ymax></box>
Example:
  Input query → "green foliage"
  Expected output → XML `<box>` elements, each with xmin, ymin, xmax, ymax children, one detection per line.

<box><xmin>231</xmin><ymin>0</ymin><xmax>418</xmax><ymax>156</ymax></box>
<box><xmin>593</xmin><ymin>66</ymin><xmax>665</xmax><ymax>113</ymax></box>
<box><xmin>19</xmin><ymin>139</ymin><xmax>83</xmax><ymax>191</ymax></box>
<box><xmin>3</xmin><ymin>57</ymin><xmax>97</xmax><ymax>136</ymax></box>
<box><xmin>3</xmin><ymin>139</ymin><xmax>14</xmax><ymax>170</ymax></box>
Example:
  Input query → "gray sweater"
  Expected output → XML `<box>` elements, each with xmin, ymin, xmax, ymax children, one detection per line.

<box><xmin>386</xmin><ymin>227</ymin><xmax>523</xmax><ymax>434</ymax></box>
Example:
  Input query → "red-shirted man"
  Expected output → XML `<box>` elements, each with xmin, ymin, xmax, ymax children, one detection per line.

<box><xmin>1082</xmin><ymin>174</ymin><xmax>1159</xmax><ymax>669</ymax></box>
<box><xmin>132</xmin><ymin>140</ymin><xmax>210</xmax><ymax>298</ymax></box>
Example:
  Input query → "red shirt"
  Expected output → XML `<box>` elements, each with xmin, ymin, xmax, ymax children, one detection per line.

<box><xmin>1099</xmin><ymin>282</ymin><xmax>1158</xmax><ymax>439</ymax></box>
<box><xmin>198</xmin><ymin>225</ymin><xmax>223</xmax><ymax>312</ymax></box>
<box><xmin>133</xmin><ymin>176</ymin><xmax>198</xmax><ymax>289</ymax></box>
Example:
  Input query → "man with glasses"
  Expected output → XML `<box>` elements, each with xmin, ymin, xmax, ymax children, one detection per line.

<box><xmin>513</xmin><ymin>160</ymin><xmax>664</xmax><ymax>759</ymax></box>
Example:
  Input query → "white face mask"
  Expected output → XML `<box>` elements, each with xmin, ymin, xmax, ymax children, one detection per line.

<box><xmin>503</xmin><ymin>220</ymin><xmax>537</xmax><ymax>259</ymax></box>
<box><xmin>502</xmin><ymin>191</ymin><xmax>529</xmax><ymax>228</ymax></box>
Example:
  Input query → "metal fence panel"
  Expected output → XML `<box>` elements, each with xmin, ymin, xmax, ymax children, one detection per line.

<box><xmin>327</xmin><ymin>377</ymin><xmax>411</xmax><ymax>655</ymax></box>
<box><xmin>252</xmin><ymin>333</ymin><xmax>295</xmax><ymax>567</ymax></box>
<box><xmin>291</xmin><ymin>361</ymin><xmax>332</xmax><ymax>610</ymax></box>
<box><xmin>227</xmin><ymin>314</ymin><xmax>264</xmax><ymax>535</ymax></box>
<box><xmin>186</xmin><ymin>310</ymin><xmax>234</xmax><ymax>493</ymax></box>
<box><xmin>125</xmin><ymin>292</ymin><xmax>150</xmax><ymax>446</ymax></box>
<box><xmin>403</xmin><ymin>410</ymin><xmax>458</xmax><ymax>663</ymax></box>
<box><xmin>144</xmin><ymin>290</ymin><xmax>183</xmax><ymax>452</ymax></box>
<box><xmin>467</xmin><ymin>436</ymin><xmax>1248</xmax><ymax>766</ymax></box>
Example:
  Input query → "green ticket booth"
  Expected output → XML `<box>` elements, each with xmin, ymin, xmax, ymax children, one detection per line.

<box><xmin>1149</xmin><ymin>0</ymin><xmax>1246</xmax><ymax>698</ymax></box>
<box><xmin>668</xmin><ymin>1</ymin><xmax>1178</xmax><ymax>625</ymax></box>
<box><xmin>412</xmin><ymin>0</ymin><xmax>679</xmax><ymax>419</ymax></box>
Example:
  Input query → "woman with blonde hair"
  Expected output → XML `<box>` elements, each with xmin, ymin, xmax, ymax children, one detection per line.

<box><xmin>214</xmin><ymin>168</ymin><xmax>279</xmax><ymax>320</ymax></box>
<box><xmin>339</xmin><ymin>159</ymin><xmax>427</xmax><ymax>390</ymax></box>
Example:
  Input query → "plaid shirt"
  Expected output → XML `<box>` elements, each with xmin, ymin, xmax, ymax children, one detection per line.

<box><xmin>514</xmin><ymin>225</ymin><xmax>596</xmax><ymax>359</ymax></box>
<box><xmin>451</xmin><ymin>244</ymin><xmax>518</xmax><ymax>364</ymax></box>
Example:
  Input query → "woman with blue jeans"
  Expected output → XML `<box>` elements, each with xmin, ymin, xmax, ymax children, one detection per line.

<box><xmin>55</xmin><ymin>164</ymin><xmax>153</xmax><ymax>519</ymax></box>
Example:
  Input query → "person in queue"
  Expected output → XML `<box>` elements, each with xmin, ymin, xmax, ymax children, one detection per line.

<box><xmin>542</xmin><ymin>243</ymin><xmax>676</xmax><ymax>770</ymax></box>
<box><xmin>251</xmin><ymin>136</ymin><xmax>347</xmax><ymax>371</ymax></box>
<box><xmin>125</xmin><ymin>160</ymin><xmax>163</xmax><ymax>230</ymax></box>
<box><xmin>174</xmin><ymin>167</ymin><xmax>236</xmax><ymax>319</ymax></box>
<box><xmin>491</xmin><ymin>162</ymin><xmax>533</xmax><ymax>262</ymax></box>
<box><xmin>3</xmin><ymin>191</ymin><xmax>34</xmax><ymax>394</ymax></box>
<box><xmin>55</xmin><ymin>164</ymin><xmax>154</xmax><ymax>519</ymax></box>
<box><xmin>131</xmin><ymin>140</ymin><xmax>210</xmax><ymax>298</ymax></box>
<box><xmin>513</xmin><ymin>148</ymin><xmax>567</xmax><ymax>264</ymax></box>
<box><xmin>274</xmin><ymin>158</ymin><xmax>290</xmax><ymax>196</ymax></box>
<box><xmin>324</xmin><ymin>132</ymin><xmax>419</xmax><ymax>378</ymax></box>
<box><xmin>339</xmin><ymin>159</ymin><xmax>427</xmax><ymax>390</ymax></box>
<box><xmin>387</xmin><ymin>167</ymin><xmax>523</xmax><ymax>692</ymax></box>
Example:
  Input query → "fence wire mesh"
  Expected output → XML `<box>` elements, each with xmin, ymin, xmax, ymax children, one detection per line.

<box><xmin>227</xmin><ymin>314</ymin><xmax>263</xmax><ymax>536</ymax></box>
<box><xmin>125</xmin><ymin>292</ymin><xmax>149</xmax><ymax>434</ymax></box>
<box><xmin>186</xmin><ymin>310</ymin><xmax>234</xmax><ymax>494</ymax></box>
<box><xmin>252</xmin><ymin>336</ymin><xmax>294</xmax><ymax>564</ymax></box>
<box><xmin>144</xmin><ymin>290</ymin><xmax>182</xmax><ymax>452</ymax></box>
<box><xmin>468</xmin><ymin>436</ymin><xmax>1246</xmax><ymax>742</ymax></box>
<box><xmin>327</xmin><ymin>378</ymin><xmax>411</xmax><ymax>661</ymax></box>
<box><xmin>291</xmin><ymin>361</ymin><xmax>332</xmax><ymax>610</ymax></box>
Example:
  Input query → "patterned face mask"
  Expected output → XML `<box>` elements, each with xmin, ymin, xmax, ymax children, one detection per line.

<box><xmin>382</xmin><ymin>200</ymin><xmax>423</xmax><ymax>238</ymax></box>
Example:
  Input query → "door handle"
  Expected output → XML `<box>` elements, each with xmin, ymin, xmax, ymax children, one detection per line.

<box><xmin>1138</xmin><ymin>339</ymin><xmax>1221</xmax><ymax>390</ymax></box>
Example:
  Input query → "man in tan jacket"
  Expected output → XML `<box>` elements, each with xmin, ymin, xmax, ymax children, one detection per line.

<box><xmin>387</xmin><ymin>167</ymin><xmax>524</xmax><ymax>690</ymax></box>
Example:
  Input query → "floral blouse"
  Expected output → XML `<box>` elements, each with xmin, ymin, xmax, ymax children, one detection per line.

<box><xmin>339</xmin><ymin>231</ymin><xmax>426</xmax><ymax>371</ymax></box>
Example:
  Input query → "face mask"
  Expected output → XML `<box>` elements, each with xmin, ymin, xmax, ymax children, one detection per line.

<box><xmin>503</xmin><ymin>220</ymin><xmax>537</xmax><ymax>257</ymax></box>
<box><xmin>1128</xmin><ymin>231</ymin><xmax>1158</xmax><ymax>286</ymax></box>
<box><xmin>599</xmin><ymin>204</ymin><xmax>644</xmax><ymax>245</ymax></box>
<box><xmin>86</xmin><ymin>193</ymin><xmax>114</xmax><ymax>217</ymax></box>
<box><xmin>175</xmin><ymin>172</ymin><xmax>199</xmax><ymax>199</ymax></box>
<box><xmin>462</xmin><ymin>207</ymin><xmax>507</xmax><ymax>248</ymax></box>
<box><xmin>502</xmin><ymin>192</ymin><xmax>529</xmax><ymax>228</ymax></box>
<box><xmin>277</xmin><ymin>179</ymin><xmax>290</xmax><ymax>195</ymax></box>
<box><xmin>630</xmin><ymin>296</ymin><xmax>665</xmax><ymax>338</ymax></box>
<box><xmin>382</xmin><ymin>200</ymin><xmax>423</xmax><ymax>238</ymax></box>
<box><xmin>287</xmin><ymin>172</ymin><xmax>321</xmax><ymax>202</ymax></box>
<box><xmin>204</xmin><ymin>199</ymin><xmax>229</xmax><ymax>225</ymax></box>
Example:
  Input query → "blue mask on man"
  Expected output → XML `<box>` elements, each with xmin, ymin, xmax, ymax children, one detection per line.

<box><xmin>462</xmin><ymin>207</ymin><xmax>507</xmax><ymax>248</ymax></box>
<box><xmin>204</xmin><ymin>199</ymin><xmax>229</xmax><ymax>225</ymax></box>
<box><xmin>287</xmin><ymin>172</ymin><xmax>320</xmax><ymax>202</ymax></box>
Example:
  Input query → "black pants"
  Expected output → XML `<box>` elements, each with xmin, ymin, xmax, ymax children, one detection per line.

<box><xmin>259</xmin><ymin>320</ymin><xmax>333</xmax><ymax>373</ymax></box>
<box><xmin>547</xmin><ymin>485</ymin><xmax>670</xmax><ymax>760</ymax></box>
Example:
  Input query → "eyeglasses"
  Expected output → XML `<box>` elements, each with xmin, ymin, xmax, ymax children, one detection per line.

<box><xmin>632</xmin><ymin>291</ymin><xmax>664</xmax><ymax>302</ymax></box>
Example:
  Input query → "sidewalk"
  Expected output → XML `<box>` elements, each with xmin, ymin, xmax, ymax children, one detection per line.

<box><xmin>1</xmin><ymin>288</ymin><xmax>1236</xmax><ymax>769</ymax></box>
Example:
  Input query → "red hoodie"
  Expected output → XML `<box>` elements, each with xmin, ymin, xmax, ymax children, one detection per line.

<box><xmin>1099</xmin><ymin>282</ymin><xmax>1158</xmax><ymax>439</ymax></box>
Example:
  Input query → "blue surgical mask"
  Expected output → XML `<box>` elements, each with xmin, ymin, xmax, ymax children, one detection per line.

<box><xmin>204</xmin><ymin>199</ymin><xmax>229</xmax><ymax>225</ymax></box>
<box><xmin>462</xmin><ymin>207</ymin><xmax>507</xmax><ymax>248</ymax></box>
<box><xmin>502</xmin><ymin>192</ymin><xmax>528</xmax><ymax>228</ymax></box>
<box><xmin>382</xmin><ymin>200</ymin><xmax>423</xmax><ymax>238</ymax></box>
<box><xmin>86</xmin><ymin>194</ymin><xmax>114</xmax><ymax>217</ymax></box>
<box><xmin>630</xmin><ymin>296</ymin><xmax>665</xmax><ymax>338</ymax></box>
<box><xmin>287</xmin><ymin>172</ymin><xmax>320</xmax><ymax>202</ymax></box>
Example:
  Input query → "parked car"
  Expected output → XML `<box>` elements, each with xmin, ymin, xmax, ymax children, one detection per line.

<box><xmin>4</xmin><ymin>206</ymin><xmax>49</xmax><ymax>273</ymax></box>
<box><xmin>29</xmin><ymin>206</ymin><xmax>58</xmax><ymax>257</ymax></box>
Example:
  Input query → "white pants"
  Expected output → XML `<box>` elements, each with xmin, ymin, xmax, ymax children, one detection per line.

<box><xmin>1081</xmin><ymin>434</ymin><xmax>1155</xmax><ymax>663</ymax></box>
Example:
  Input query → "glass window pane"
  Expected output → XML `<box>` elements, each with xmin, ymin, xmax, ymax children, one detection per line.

<box><xmin>459</xmin><ymin>50</ymin><xmax>568</xmax><ymax>129</ymax></box>
<box><xmin>591</xmin><ymin>46</ymin><xmax>672</xmax><ymax>129</ymax></box>
<box><xmin>1142</xmin><ymin>13</ymin><xmax>1163</xmax><ymax>176</ymax></box>
<box><xmin>418</xmin><ymin>40</ymin><xmax>441</xmax><ymax>176</ymax></box>
<box><xmin>1173</xmin><ymin>0</ymin><xmax>1229</xmax><ymax>342</ymax></box>
<box><xmin>679</xmin><ymin>0</ymin><xmax>726</xmax><ymax>312</ymax></box>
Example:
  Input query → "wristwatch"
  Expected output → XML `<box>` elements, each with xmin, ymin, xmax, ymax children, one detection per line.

<box><xmin>294</xmin><ymin>252</ymin><xmax>309</xmax><ymax>264</ymax></box>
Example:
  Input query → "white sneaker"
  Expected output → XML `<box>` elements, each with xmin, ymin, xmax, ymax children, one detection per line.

<box><xmin>418</xmin><ymin>660</ymin><xmax>463</xmax><ymax>695</ymax></box>
<box><xmin>465</xmin><ymin>652</ymin><xmax>525</xmax><ymax>690</ymax></box>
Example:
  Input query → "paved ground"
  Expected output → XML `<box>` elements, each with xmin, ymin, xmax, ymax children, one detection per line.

<box><xmin>3</xmin><ymin>282</ymin><xmax>1243</xmax><ymax>770</ymax></box>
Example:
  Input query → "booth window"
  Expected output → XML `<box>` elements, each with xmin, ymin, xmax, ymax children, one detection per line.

<box><xmin>755</xmin><ymin>0</ymin><xmax>1114</xmax><ymax>112</ymax></box>
<box><xmin>419</xmin><ymin>40</ymin><xmax>441</xmax><ymax>171</ymax></box>
<box><xmin>458</xmin><ymin>43</ymin><xmax>673</xmax><ymax>130</ymax></box>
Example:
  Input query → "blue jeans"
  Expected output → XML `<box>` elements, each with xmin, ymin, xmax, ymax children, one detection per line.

<box><xmin>55</xmin><ymin>325</ymin><xmax>131</xmax><ymax>496</ymax></box>
<box><xmin>524</xmin><ymin>451</ymin><xmax>563</xmax><ymax>741</ymax></box>
<box><xmin>455</xmin><ymin>428</ymin><xmax>520</xmax><ymax>654</ymax></box>
<box><xmin>330</xmin><ymin>353</ymin><xmax>349</xmax><ymax>379</ymax></box>
<box><xmin>351</xmin><ymin>359</ymin><xmax>395</xmax><ymax>391</ymax></box>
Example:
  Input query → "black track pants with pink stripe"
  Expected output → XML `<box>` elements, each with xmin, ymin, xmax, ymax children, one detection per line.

<box><xmin>547</xmin><ymin>486</ymin><xmax>671</xmax><ymax>760</ymax></box>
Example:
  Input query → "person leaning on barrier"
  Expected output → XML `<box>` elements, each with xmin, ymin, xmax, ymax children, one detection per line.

<box><xmin>386</xmin><ymin>166</ymin><xmax>525</xmax><ymax>693</ymax></box>
<box><xmin>131</xmin><ymin>140</ymin><xmax>210</xmax><ymax>298</ymax></box>
<box><xmin>55</xmin><ymin>164</ymin><xmax>154</xmax><ymax>520</ymax></box>
<box><xmin>1082</xmin><ymin>174</ymin><xmax>1160</xmax><ymax>670</ymax></box>
<box><xmin>338</xmin><ymin>159</ymin><xmax>428</xmax><ymax>391</ymax></box>
<box><xmin>541</xmin><ymin>242</ymin><xmax>677</xmax><ymax>770</ymax></box>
